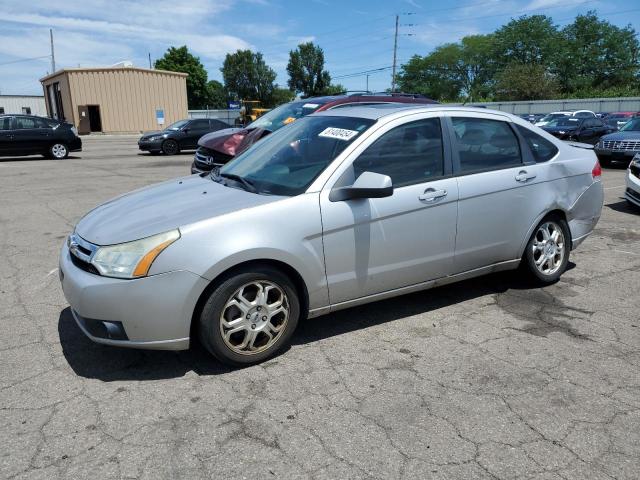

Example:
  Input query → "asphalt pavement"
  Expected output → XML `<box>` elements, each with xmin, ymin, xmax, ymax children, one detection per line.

<box><xmin>1</xmin><ymin>136</ymin><xmax>638</xmax><ymax>479</ymax></box>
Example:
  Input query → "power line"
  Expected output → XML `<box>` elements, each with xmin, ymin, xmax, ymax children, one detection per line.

<box><xmin>0</xmin><ymin>55</ymin><xmax>51</xmax><ymax>67</ymax></box>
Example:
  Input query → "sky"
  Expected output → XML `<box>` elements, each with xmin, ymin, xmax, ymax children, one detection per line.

<box><xmin>0</xmin><ymin>0</ymin><xmax>639</xmax><ymax>98</ymax></box>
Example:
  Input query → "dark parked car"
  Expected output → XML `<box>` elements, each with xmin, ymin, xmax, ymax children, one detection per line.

<box><xmin>540</xmin><ymin>117</ymin><xmax>614</xmax><ymax>144</ymax></box>
<box><xmin>595</xmin><ymin>117</ymin><xmax>640</xmax><ymax>167</ymax></box>
<box><xmin>0</xmin><ymin>114</ymin><xmax>81</xmax><ymax>159</ymax></box>
<box><xmin>138</xmin><ymin>118</ymin><xmax>230</xmax><ymax>155</ymax></box>
<box><xmin>191</xmin><ymin>93</ymin><xmax>438</xmax><ymax>173</ymax></box>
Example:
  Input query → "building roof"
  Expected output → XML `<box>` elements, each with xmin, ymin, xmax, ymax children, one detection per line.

<box><xmin>40</xmin><ymin>66</ymin><xmax>188</xmax><ymax>83</ymax></box>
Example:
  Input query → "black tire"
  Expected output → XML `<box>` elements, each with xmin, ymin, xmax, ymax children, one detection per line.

<box><xmin>161</xmin><ymin>139</ymin><xmax>179</xmax><ymax>155</ymax></box>
<box><xmin>522</xmin><ymin>214</ymin><xmax>571</xmax><ymax>284</ymax></box>
<box><xmin>48</xmin><ymin>143</ymin><xmax>69</xmax><ymax>159</ymax></box>
<box><xmin>198</xmin><ymin>266</ymin><xmax>300</xmax><ymax>367</ymax></box>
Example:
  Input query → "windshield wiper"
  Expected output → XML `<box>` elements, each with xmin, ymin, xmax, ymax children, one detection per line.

<box><xmin>219</xmin><ymin>172</ymin><xmax>258</xmax><ymax>193</ymax></box>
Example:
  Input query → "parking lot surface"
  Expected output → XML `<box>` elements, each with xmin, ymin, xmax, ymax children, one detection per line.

<box><xmin>1</xmin><ymin>136</ymin><xmax>639</xmax><ymax>480</ymax></box>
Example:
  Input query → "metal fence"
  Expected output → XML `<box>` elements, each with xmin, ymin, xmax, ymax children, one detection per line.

<box><xmin>460</xmin><ymin>97</ymin><xmax>640</xmax><ymax>114</ymax></box>
<box><xmin>187</xmin><ymin>109</ymin><xmax>239</xmax><ymax>125</ymax></box>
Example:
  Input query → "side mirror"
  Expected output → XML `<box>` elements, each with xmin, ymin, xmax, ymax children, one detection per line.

<box><xmin>329</xmin><ymin>171</ymin><xmax>393</xmax><ymax>202</ymax></box>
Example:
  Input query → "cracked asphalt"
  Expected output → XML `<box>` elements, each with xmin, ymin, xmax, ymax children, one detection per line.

<box><xmin>1</xmin><ymin>136</ymin><xmax>639</xmax><ymax>480</ymax></box>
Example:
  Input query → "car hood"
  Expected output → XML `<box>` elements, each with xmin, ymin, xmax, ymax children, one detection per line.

<box><xmin>139</xmin><ymin>130</ymin><xmax>168</xmax><ymax>140</ymax></box>
<box><xmin>75</xmin><ymin>174</ymin><xmax>282</xmax><ymax>245</ymax></box>
<box><xmin>198</xmin><ymin>127</ymin><xmax>246</xmax><ymax>156</ymax></box>
<box><xmin>600</xmin><ymin>130</ymin><xmax>640</xmax><ymax>141</ymax></box>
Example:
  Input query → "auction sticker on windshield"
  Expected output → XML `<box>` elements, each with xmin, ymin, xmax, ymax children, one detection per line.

<box><xmin>319</xmin><ymin>127</ymin><xmax>360</xmax><ymax>141</ymax></box>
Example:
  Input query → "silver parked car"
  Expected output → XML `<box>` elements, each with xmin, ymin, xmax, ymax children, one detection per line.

<box><xmin>59</xmin><ymin>106</ymin><xmax>604</xmax><ymax>366</ymax></box>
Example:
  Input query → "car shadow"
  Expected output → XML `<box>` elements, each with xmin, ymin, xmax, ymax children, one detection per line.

<box><xmin>0</xmin><ymin>155</ymin><xmax>81</xmax><ymax>163</ymax></box>
<box><xmin>58</xmin><ymin>269</ymin><xmax>562</xmax><ymax>381</ymax></box>
<box><xmin>606</xmin><ymin>199</ymin><xmax>638</xmax><ymax>214</ymax></box>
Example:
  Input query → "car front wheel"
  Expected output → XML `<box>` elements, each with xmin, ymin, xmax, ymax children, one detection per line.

<box><xmin>523</xmin><ymin>215</ymin><xmax>570</xmax><ymax>284</ymax></box>
<box><xmin>198</xmin><ymin>266</ymin><xmax>300</xmax><ymax>366</ymax></box>
<box><xmin>161</xmin><ymin>139</ymin><xmax>179</xmax><ymax>155</ymax></box>
<box><xmin>49</xmin><ymin>143</ymin><xmax>69</xmax><ymax>159</ymax></box>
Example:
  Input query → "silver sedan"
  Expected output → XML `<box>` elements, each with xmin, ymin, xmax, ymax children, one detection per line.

<box><xmin>59</xmin><ymin>105</ymin><xmax>604</xmax><ymax>366</ymax></box>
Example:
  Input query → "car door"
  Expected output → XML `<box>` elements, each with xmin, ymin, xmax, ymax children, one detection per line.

<box><xmin>12</xmin><ymin>116</ymin><xmax>51</xmax><ymax>155</ymax></box>
<box><xmin>448</xmin><ymin>113</ymin><xmax>548</xmax><ymax>273</ymax></box>
<box><xmin>181</xmin><ymin>119</ymin><xmax>211</xmax><ymax>149</ymax></box>
<box><xmin>0</xmin><ymin>116</ymin><xmax>15</xmax><ymax>155</ymax></box>
<box><xmin>320</xmin><ymin>114</ymin><xmax>459</xmax><ymax>305</ymax></box>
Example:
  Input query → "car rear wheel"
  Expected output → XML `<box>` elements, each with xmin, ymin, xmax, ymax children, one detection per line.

<box><xmin>522</xmin><ymin>215</ymin><xmax>570</xmax><ymax>284</ymax></box>
<box><xmin>49</xmin><ymin>143</ymin><xmax>69</xmax><ymax>159</ymax></box>
<box><xmin>161</xmin><ymin>139</ymin><xmax>179</xmax><ymax>155</ymax></box>
<box><xmin>198</xmin><ymin>266</ymin><xmax>300</xmax><ymax>366</ymax></box>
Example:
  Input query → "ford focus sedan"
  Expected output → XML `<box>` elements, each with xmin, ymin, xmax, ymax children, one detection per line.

<box><xmin>60</xmin><ymin>106</ymin><xmax>603</xmax><ymax>366</ymax></box>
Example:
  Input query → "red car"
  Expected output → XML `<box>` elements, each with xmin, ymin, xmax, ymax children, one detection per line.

<box><xmin>191</xmin><ymin>93</ymin><xmax>437</xmax><ymax>173</ymax></box>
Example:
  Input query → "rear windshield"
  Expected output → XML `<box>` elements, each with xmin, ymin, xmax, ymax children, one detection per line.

<box><xmin>248</xmin><ymin>101</ymin><xmax>325</xmax><ymax>132</ymax></box>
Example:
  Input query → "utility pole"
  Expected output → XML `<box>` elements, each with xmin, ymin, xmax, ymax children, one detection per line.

<box><xmin>391</xmin><ymin>15</ymin><xmax>399</xmax><ymax>93</ymax></box>
<box><xmin>50</xmin><ymin>29</ymin><xmax>56</xmax><ymax>73</ymax></box>
<box><xmin>366</xmin><ymin>74</ymin><xmax>369</xmax><ymax>93</ymax></box>
<box><xmin>148</xmin><ymin>53</ymin><xmax>152</xmax><ymax>69</ymax></box>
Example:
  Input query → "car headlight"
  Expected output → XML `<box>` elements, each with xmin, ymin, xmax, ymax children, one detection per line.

<box><xmin>148</xmin><ymin>135</ymin><xmax>164</xmax><ymax>141</ymax></box>
<box><xmin>91</xmin><ymin>230</ymin><xmax>180</xmax><ymax>279</ymax></box>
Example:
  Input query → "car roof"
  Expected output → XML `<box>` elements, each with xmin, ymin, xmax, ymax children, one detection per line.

<box><xmin>311</xmin><ymin>104</ymin><xmax>510</xmax><ymax>121</ymax></box>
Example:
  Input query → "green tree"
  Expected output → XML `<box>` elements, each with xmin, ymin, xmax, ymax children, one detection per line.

<box><xmin>493</xmin><ymin>15</ymin><xmax>561</xmax><ymax>66</ymax></box>
<box><xmin>495</xmin><ymin>63</ymin><xmax>559</xmax><ymax>100</ymax></box>
<box><xmin>266</xmin><ymin>87</ymin><xmax>296</xmax><ymax>107</ymax></box>
<box><xmin>287</xmin><ymin>42</ymin><xmax>331</xmax><ymax>97</ymax></box>
<box><xmin>221</xmin><ymin>50</ymin><xmax>277</xmax><ymax>104</ymax></box>
<box><xmin>205</xmin><ymin>80</ymin><xmax>227</xmax><ymax>109</ymax></box>
<box><xmin>154</xmin><ymin>46</ymin><xmax>209</xmax><ymax>109</ymax></box>
<box><xmin>559</xmin><ymin>11</ymin><xmax>640</xmax><ymax>92</ymax></box>
<box><xmin>322</xmin><ymin>83</ymin><xmax>346</xmax><ymax>95</ymax></box>
<box><xmin>459</xmin><ymin>35</ymin><xmax>496</xmax><ymax>101</ymax></box>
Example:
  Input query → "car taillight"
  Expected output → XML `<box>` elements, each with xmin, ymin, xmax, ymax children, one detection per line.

<box><xmin>592</xmin><ymin>160</ymin><xmax>602</xmax><ymax>179</ymax></box>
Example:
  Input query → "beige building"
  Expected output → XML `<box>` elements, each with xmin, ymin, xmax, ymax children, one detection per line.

<box><xmin>40</xmin><ymin>67</ymin><xmax>188</xmax><ymax>134</ymax></box>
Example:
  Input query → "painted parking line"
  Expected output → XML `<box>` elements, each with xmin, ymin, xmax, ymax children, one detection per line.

<box><xmin>604</xmin><ymin>184</ymin><xmax>626</xmax><ymax>190</ymax></box>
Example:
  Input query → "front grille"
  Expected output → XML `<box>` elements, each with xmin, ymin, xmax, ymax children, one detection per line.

<box><xmin>627</xmin><ymin>188</ymin><xmax>640</xmax><ymax>202</ymax></box>
<box><xmin>602</xmin><ymin>140</ymin><xmax>640</xmax><ymax>151</ymax></box>
<box><xmin>70</xmin><ymin>252</ymin><xmax>100</xmax><ymax>275</ymax></box>
<box><xmin>194</xmin><ymin>147</ymin><xmax>233</xmax><ymax>169</ymax></box>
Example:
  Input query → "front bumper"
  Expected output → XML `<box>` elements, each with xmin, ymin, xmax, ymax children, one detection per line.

<box><xmin>190</xmin><ymin>161</ymin><xmax>207</xmax><ymax>174</ymax></box>
<box><xmin>138</xmin><ymin>139</ymin><xmax>164</xmax><ymax>152</ymax></box>
<box><xmin>594</xmin><ymin>148</ymin><xmax>639</xmax><ymax>161</ymax></box>
<box><xmin>69</xmin><ymin>137</ymin><xmax>82</xmax><ymax>152</ymax></box>
<box><xmin>625</xmin><ymin>167</ymin><xmax>640</xmax><ymax>207</ymax></box>
<box><xmin>59</xmin><ymin>241</ymin><xmax>209</xmax><ymax>350</ymax></box>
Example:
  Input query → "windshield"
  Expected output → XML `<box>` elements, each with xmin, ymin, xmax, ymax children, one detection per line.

<box><xmin>620</xmin><ymin>118</ymin><xmax>640</xmax><ymax>131</ymax></box>
<box><xmin>218</xmin><ymin>115</ymin><xmax>375</xmax><ymax>196</ymax></box>
<box><xmin>540</xmin><ymin>113</ymin><xmax>569</xmax><ymax>123</ymax></box>
<box><xmin>546</xmin><ymin>118</ymin><xmax>580</xmax><ymax>128</ymax></box>
<box><xmin>165</xmin><ymin>120</ymin><xmax>189</xmax><ymax>131</ymax></box>
<box><xmin>248</xmin><ymin>101</ymin><xmax>325</xmax><ymax>131</ymax></box>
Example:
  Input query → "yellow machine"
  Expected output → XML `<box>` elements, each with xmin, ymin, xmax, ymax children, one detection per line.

<box><xmin>236</xmin><ymin>100</ymin><xmax>270</xmax><ymax>126</ymax></box>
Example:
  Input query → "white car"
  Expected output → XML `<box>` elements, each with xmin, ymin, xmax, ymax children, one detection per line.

<box><xmin>626</xmin><ymin>154</ymin><xmax>640</xmax><ymax>208</ymax></box>
<box><xmin>535</xmin><ymin>110</ymin><xmax>596</xmax><ymax>127</ymax></box>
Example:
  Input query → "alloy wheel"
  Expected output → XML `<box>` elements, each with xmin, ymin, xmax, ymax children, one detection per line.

<box><xmin>51</xmin><ymin>143</ymin><xmax>67</xmax><ymax>159</ymax></box>
<box><xmin>219</xmin><ymin>280</ymin><xmax>290</xmax><ymax>355</ymax></box>
<box><xmin>532</xmin><ymin>221</ymin><xmax>565</xmax><ymax>276</ymax></box>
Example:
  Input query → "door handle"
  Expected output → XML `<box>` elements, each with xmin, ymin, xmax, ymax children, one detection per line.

<box><xmin>515</xmin><ymin>171</ymin><xmax>536</xmax><ymax>182</ymax></box>
<box><xmin>419</xmin><ymin>188</ymin><xmax>447</xmax><ymax>202</ymax></box>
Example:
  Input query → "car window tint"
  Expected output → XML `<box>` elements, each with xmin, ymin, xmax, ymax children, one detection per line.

<box><xmin>190</xmin><ymin>119</ymin><xmax>210</xmax><ymax>129</ymax></box>
<box><xmin>352</xmin><ymin>118</ymin><xmax>444</xmax><ymax>188</ymax></box>
<box><xmin>0</xmin><ymin>117</ymin><xmax>11</xmax><ymax>130</ymax></box>
<box><xmin>452</xmin><ymin>117</ymin><xmax>522</xmax><ymax>172</ymax></box>
<box><xmin>34</xmin><ymin>118</ymin><xmax>53</xmax><ymax>128</ymax></box>
<box><xmin>210</xmin><ymin>119</ymin><xmax>227</xmax><ymax>129</ymax></box>
<box><xmin>575</xmin><ymin>112</ymin><xmax>592</xmax><ymax>118</ymax></box>
<box><xmin>14</xmin><ymin>117</ymin><xmax>38</xmax><ymax>129</ymax></box>
<box><xmin>515</xmin><ymin>125</ymin><xmax>559</xmax><ymax>163</ymax></box>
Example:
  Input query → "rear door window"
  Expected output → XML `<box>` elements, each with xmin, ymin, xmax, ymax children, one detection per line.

<box><xmin>190</xmin><ymin>119</ymin><xmax>210</xmax><ymax>130</ymax></box>
<box><xmin>451</xmin><ymin>117</ymin><xmax>522</xmax><ymax>173</ymax></box>
<box><xmin>515</xmin><ymin>125</ymin><xmax>558</xmax><ymax>163</ymax></box>
<box><xmin>0</xmin><ymin>117</ymin><xmax>12</xmax><ymax>130</ymax></box>
<box><xmin>14</xmin><ymin>117</ymin><xmax>40</xmax><ymax>129</ymax></box>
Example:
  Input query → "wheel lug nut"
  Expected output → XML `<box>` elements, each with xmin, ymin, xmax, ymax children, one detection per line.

<box><xmin>262</xmin><ymin>316</ymin><xmax>267</xmax><ymax>321</ymax></box>
<box><xmin>246</xmin><ymin>314</ymin><xmax>251</xmax><ymax>319</ymax></box>
<box><xmin>251</xmin><ymin>324</ymin><xmax>256</xmax><ymax>329</ymax></box>
<box><xmin>257</xmin><ymin>306</ymin><xmax>261</xmax><ymax>311</ymax></box>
